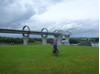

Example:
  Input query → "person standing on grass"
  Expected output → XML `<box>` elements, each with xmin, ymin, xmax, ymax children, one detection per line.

<box><xmin>52</xmin><ymin>39</ymin><xmax>59</xmax><ymax>55</ymax></box>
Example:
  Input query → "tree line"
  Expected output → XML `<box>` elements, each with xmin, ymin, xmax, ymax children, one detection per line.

<box><xmin>0</xmin><ymin>36</ymin><xmax>99</xmax><ymax>44</ymax></box>
<box><xmin>69</xmin><ymin>37</ymin><xmax>99</xmax><ymax>44</ymax></box>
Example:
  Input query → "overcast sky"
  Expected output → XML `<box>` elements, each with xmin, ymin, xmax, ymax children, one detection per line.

<box><xmin>0</xmin><ymin>0</ymin><xmax>99</xmax><ymax>37</ymax></box>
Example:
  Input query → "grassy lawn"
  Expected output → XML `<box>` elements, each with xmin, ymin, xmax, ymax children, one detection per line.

<box><xmin>0</xmin><ymin>45</ymin><xmax>99</xmax><ymax>74</ymax></box>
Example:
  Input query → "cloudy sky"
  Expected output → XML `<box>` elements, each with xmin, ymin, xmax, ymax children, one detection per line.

<box><xmin>0</xmin><ymin>0</ymin><xmax>99</xmax><ymax>37</ymax></box>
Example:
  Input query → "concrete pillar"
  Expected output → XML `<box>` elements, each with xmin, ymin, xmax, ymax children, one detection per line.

<box><xmin>63</xmin><ymin>31</ymin><xmax>72</xmax><ymax>45</ymax></box>
<box><xmin>42</xmin><ymin>37</ymin><xmax>47</xmax><ymax>45</ymax></box>
<box><xmin>41</xmin><ymin>28</ymin><xmax>48</xmax><ymax>45</ymax></box>
<box><xmin>23</xmin><ymin>36</ymin><xmax>29</xmax><ymax>45</ymax></box>
<box><xmin>22</xmin><ymin>26</ymin><xmax>30</xmax><ymax>45</ymax></box>
<box><xmin>64</xmin><ymin>35</ymin><xmax>70</xmax><ymax>45</ymax></box>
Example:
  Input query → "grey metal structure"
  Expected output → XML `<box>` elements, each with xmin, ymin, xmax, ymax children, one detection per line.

<box><xmin>0</xmin><ymin>26</ymin><xmax>72</xmax><ymax>45</ymax></box>
<box><xmin>61</xmin><ymin>31</ymin><xmax>72</xmax><ymax>45</ymax></box>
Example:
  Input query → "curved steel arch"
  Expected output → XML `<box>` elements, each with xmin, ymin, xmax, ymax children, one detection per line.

<box><xmin>41</xmin><ymin>28</ymin><xmax>48</xmax><ymax>38</ymax></box>
<box><xmin>65</xmin><ymin>31</ymin><xmax>72</xmax><ymax>37</ymax></box>
<box><xmin>54</xmin><ymin>30</ymin><xmax>63</xmax><ymax>37</ymax></box>
<box><xmin>22</xmin><ymin>25</ymin><xmax>30</xmax><ymax>37</ymax></box>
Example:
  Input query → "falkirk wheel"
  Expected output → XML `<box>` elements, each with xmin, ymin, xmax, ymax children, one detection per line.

<box><xmin>54</xmin><ymin>30</ymin><xmax>72</xmax><ymax>45</ymax></box>
<box><xmin>61</xmin><ymin>31</ymin><xmax>72</xmax><ymax>45</ymax></box>
<box><xmin>0</xmin><ymin>25</ymin><xmax>72</xmax><ymax>45</ymax></box>
<box><xmin>21</xmin><ymin>26</ymin><xmax>72</xmax><ymax>45</ymax></box>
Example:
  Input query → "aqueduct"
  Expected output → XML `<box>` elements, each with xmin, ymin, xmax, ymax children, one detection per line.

<box><xmin>0</xmin><ymin>25</ymin><xmax>72</xmax><ymax>45</ymax></box>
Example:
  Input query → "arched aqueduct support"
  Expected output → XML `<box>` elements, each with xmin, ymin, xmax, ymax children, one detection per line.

<box><xmin>63</xmin><ymin>31</ymin><xmax>72</xmax><ymax>45</ymax></box>
<box><xmin>41</xmin><ymin>28</ymin><xmax>48</xmax><ymax>45</ymax></box>
<box><xmin>54</xmin><ymin>30</ymin><xmax>63</xmax><ymax>45</ymax></box>
<box><xmin>22</xmin><ymin>26</ymin><xmax>30</xmax><ymax>45</ymax></box>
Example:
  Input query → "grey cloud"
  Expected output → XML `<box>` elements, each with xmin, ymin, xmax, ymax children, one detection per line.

<box><xmin>67</xmin><ymin>20</ymin><xmax>99</xmax><ymax>37</ymax></box>
<box><xmin>70</xmin><ymin>29</ymin><xmax>99</xmax><ymax>37</ymax></box>
<box><xmin>0</xmin><ymin>0</ymin><xmax>35</xmax><ymax>28</ymax></box>
<box><xmin>0</xmin><ymin>0</ymin><xmax>14</xmax><ymax>6</ymax></box>
<box><xmin>32</xmin><ymin>0</ymin><xmax>64</xmax><ymax>14</ymax></box>
<box><xmin>0</xmin><ymin>0</ymin><xmax>64</xmax><ymax>28</ymax></box>
<box><xmin>41</xmin><ymin>19</ymin><xmax>99</xmax><ymax>37</ymax></box>
<box><xmin>48</xmin><ymin>0</ymin><xmax>64</xmax><ymax>3</ymax></box>
<box><xmin>26</xmin><ymin>18</ymin><xmax>99</xmax><ymax>37</ymax></box>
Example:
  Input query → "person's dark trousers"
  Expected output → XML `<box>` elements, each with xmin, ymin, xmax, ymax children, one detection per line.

<box><xmin>53</xmin><ymin>45</ymin><xmax>58</xmax><ymax>53</ymax></box>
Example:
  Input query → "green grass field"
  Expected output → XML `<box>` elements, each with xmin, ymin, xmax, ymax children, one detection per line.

<box><xmin>0</xmin><ymin>45</ymin><xmax>99</xmax><ymax>74</ymax></box>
